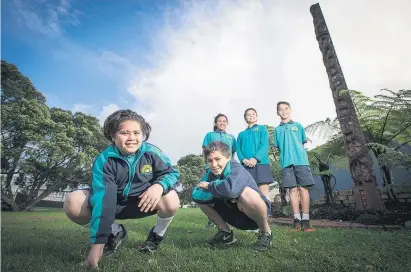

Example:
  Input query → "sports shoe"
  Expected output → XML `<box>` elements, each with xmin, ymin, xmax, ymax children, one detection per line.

<box><xmin>252</xmin><ymin>232</ymin><xmax>272</xmax><ymax>251</ymax></box>
<box><xmin>206</xmin><ymin>229</ymin><xmax>236</xmax><ymax>246</ymax></box>
<box><xmin>302</xmin><ymin>220</ymin><xmax>315</xmax><ymax>232</ymax></box>
<box><xmin>137</xmin><ymin>227</ymin><xmax>164</xmax><ymax>253</ymax></box>
<box><xmin>290</xmin><ymin>219</ymin><xmax>302</xmax><ymax>231</ymax></box>
<box><xmin>103</xmin><ymin>224</ymin><xmax>128</xmax><ymax>256</ymax></box>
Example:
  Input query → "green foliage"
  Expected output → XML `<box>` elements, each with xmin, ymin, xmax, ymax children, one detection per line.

<box><xmin>305</xmin><ymin>89</ymin><xmax>411</xmax><ymax>176</ymax></box>
<box><xmin>1</xmin><ymin>60</ymin><xmax>108</xmax><ymax>211</ymax></box>
<box><xmin>176</xmin><ymin>154</ymin><xmax>205</xmax><ymax>205</ymax></box>
<box><xmin>366</xmin><ymin>143</ymin><xmax>411</xmax><ymax>169</ymax></box>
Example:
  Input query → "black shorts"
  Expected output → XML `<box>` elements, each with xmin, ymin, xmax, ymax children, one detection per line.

<box><xmin>243</xmin><ymin>164</ymin><xmax>274</xmax><ymax>185</ymax></box>
<box><xmin>213</xmin><ymin>199</ymin><xmax>259</xmax><ymax>230</ymax></box>
<box><xmin>85</xmin><ymin>188</ymin><xmax>165</xmax><ymax>220</ymax></box>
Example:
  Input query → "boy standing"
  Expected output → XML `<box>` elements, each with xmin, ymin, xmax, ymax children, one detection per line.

<box><xmin>274</xmin><ymin>102</ymin><xmax>315</xmax><ymax>232</ymax></box>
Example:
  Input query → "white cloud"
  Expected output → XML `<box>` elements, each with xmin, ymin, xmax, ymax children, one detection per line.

<box><xmin>10</xmin><ymin>0</ymin><xmax>81</xmax><ymax>37</ymax></box>
<box><xmin>72</xmin><ymin>103</ymin><xmax>93</xmax><ymax>114</ymax></box>
<box><xmin>126</xmin><ymin>0</ymin><xmax>411</xmax><ymax>163</ymax></box>
<box><xmin>98</xmin><ymin>104</ymin><xmax>120</xmax><ymax>125</ymax></box>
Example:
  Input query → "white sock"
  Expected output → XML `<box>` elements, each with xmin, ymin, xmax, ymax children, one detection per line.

<box><xmin>294</xmin><ymin>213</ymin><xmax>302</xmax><ymax>220</ymax></box>
<box><xmin>153</xmin><ymin>216</ymin><xmax>174</xmax><ymax>236</ymax></box>
<box><xmin>302</xmin><ymin>213</ymin><xmax>310</xmax><ymax>220</ymax></box>
<box><xmin>111</xmin><ymin>222</ymin><xmax>122</xmax><ymax>236</ymax></box>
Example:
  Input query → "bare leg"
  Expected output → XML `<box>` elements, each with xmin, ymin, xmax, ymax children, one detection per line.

<box><xmin>237</xmin><ymin>187</ymin><xmax>270</xmax><ymax>233</ymax></box>
<box><xmin>258</xmin><ymin>184</ymin><xmax>270</xmax><ymax>200</ymax></box>
<box><xmin>298</xmin><ymin>187</ymin><xmax>310</xmax><ymax>214</ymax></box>
<box><xmin>156</xmin><ymin>190</ymin><xmax>180</xmax><ymax>218</ymax></box>
<box><xmin>63</xmin><ymin>190</ymin><xmax>91</xmax><ymax>225</ymax></box>
<box><xmin>198</xmin><ymin>204</ymin><xmax>230</xmax><ymax>232</ymax></box>
<box><xmin>289</xmin><ymin>187</ymin><xmax>300</xmax><ymax>215</ymax></box>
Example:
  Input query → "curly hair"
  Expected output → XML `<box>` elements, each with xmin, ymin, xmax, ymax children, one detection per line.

<box><xmin>203</xmin><ymin>141</ymin><xmax>231</xmax><ymax>158</ymax></box>
<box><xmin>103</xmin><ymin>109</ymin><xmax>151</xmax><ymax>142</ymax></box>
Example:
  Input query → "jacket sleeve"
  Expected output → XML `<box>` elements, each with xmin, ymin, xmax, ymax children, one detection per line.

<box><xmin>151</xmin><ymin>152</ymin><xmax>180</xmax><ymax>194</ymax></box>
<box><xmin>300</xmin><ymin>123</ymin><xmax>308</xmax><ymax>144</ymax></box>
<box><xmin>273</xmin><ymin>128</ymin><xmax>279</xmax><ymax>148</ymax></box>
<box><xmin>202</xmin><ymin>133</ymin><xmax>209</xmax><ymax>149</ymax></box>
<box><xmin>231</xmin><ymin>135</ymin><xmax>237</xmax><ymax>155</ymax></box>
<box><xmin>254</xmin><ymin>126</ymin><xmax>269</xmax><ymax>162</ymax></box>
<box><xmin>236</xmin><ymin>133</ymin><xmax>245</xmax><ymax>162</ymax></box>
<box><xmin>89</xmin><ymin>155</ymin><xmax>117</xmax><ymax>245</ymax></box>
<box><xmin>207</xmin><ymin>166</ymin><xmax>246</xmax><ymax>199</ymax></box>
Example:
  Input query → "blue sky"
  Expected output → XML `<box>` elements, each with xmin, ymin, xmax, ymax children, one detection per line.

<box><xmin>2</xmin><ymin>0</ymin><xmax>178</xmax><ymax>116</ymax></box>
<box><xmin>2</xmin><ymin>0</ymin><xmax>410</xmax><ymax>163</ymax></box>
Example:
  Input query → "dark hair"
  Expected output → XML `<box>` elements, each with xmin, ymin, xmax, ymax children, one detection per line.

<box><xmin>243</xmin><ymin>108</ymin><xmax>258</xmax><ymax>121</ymax></box>
<box><xmin>276</xmin><ymin>101</ymin><xmax>291</xmax><ymax>111</ymax></box>
<box><xmin>204</xmin><ymin>141</ymin><xmax>231</xmax><ymax>158</ymax></box>
<box><xmin>213</xmin><ymin>113</ymin><xmax>228</xmax><ymax>131</ymax></box>
<box><xmin>103</xmin><ymin>109</ymin><xmax>152</xmax><ymax>142</ymax></box>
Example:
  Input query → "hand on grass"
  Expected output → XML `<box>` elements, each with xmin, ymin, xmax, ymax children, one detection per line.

<box><xmin>85</xmin><ymin>244</ymin><xmax>104</xmax><ymax>269</ymax></box>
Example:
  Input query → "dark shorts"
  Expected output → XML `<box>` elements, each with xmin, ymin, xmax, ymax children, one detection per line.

<box><xmin>243</xmin><ymin>164</ymin><xmax>274</xmax><ymax>185</ymax></box>
<box><xmin>213</xmin><ymin>199</ymin><xmax>259</xmax><ymax>230</ymax></box>
<box><xmin>84</xmin><ymin>188</ymin><xmax>164</xmax><ymax>220</ymax></box>
<box><xmin>282</xmin><ymin>165</ymin><xmax>315</xmax><ymax>188</ymax></box>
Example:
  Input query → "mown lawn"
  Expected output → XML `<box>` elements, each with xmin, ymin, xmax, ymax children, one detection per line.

<box><xmin>2</xmin><ymin>209</ymin><xmax>411</xmax><ymax>272</ymax></box>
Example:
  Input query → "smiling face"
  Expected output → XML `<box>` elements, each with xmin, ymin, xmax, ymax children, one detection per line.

<box><xmin>277</xmin><ymin>103</ymin><xmax>291</xmax><ymax>121</ymax></box>
<box><xmin>245</xmin><ymin>109</ymin><xmax>258</xmax><ymax>125</ymax></box>
<box><xmin>112</xmin><ymin>120</ymin><xmax>143</xmax><ymax>154</ymax></box>
<box><xmin>206</xmin><ymin>150</ymin><xmax>231</xmax><ymax>176</ymax></box>
<box><xmin>215</xmin><ymin>116</ymin><xmax>228</xmax><ymax>131</ymax></box>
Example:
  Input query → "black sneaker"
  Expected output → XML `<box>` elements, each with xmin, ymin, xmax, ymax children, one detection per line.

<box><xmin>301</xmin><ymin>220</ymin><xmax>315</xmax><ymax>232</ymax></box>
<box><xmin>252</xmin><ymin>232</ymin><xmax>272</xmax><ymax>251</ymax></box>
<box><xmin>137</xmin><ymin>227</ymin><xmax>164</xmax><ymax>253</ymax></box>
<box><xmin>290</xmin><ymin>219</ymin><xmax>302</xmax><ymax>232</ymax></box>
<box><xmin>103</xmin><ymin>224</ymin><xmax>128</xmax><ymax>256</ymax></box>
<box><xmin>206</xmin><ymin>229</ymin><xmax>236</xmax><ymax>246</ymax></box>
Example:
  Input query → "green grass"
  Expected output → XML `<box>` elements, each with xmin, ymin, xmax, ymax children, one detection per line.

<box><xmin>2</xmin><ymin>209</ymin><xmax>411</xmax><ymax>272</ymax></box>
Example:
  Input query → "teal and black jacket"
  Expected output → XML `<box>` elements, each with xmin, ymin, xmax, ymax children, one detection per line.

<box><xmin>192</xmin><ymin>160</ymin><xmax>268</xmax><ymax>204</ymax></box>
<box><xmin>89</xmin><ymin>142</ymin><xmax>179</xmax><ymax>244</ymax></box>
<box><xmin>236</xmin><ymin>124</ymin><xmax>270</xmax><ymax>165</ymax></box>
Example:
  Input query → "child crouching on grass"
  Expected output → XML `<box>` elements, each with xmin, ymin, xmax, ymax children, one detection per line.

<box><xmin>192</xmin><ymin>141</ymin><xmax>272</xmax><ymax>251</ymax></box>
<box><xmin>63</xmin><ymin>109</ymin><xmax>181</xmax><ymax>269</ymax></box>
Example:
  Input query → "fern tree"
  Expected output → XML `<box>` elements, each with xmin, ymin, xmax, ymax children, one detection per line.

<box><xmin>306</xmin><ymin>89</ymin><xmax>411</xmax><ymax>204</ymax></box>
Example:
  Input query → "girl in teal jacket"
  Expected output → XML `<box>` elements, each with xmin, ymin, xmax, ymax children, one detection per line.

<box><xmin>237</xmin><ymin>108</ymin><xmax>274</xmax><ymax>200</ymax></box>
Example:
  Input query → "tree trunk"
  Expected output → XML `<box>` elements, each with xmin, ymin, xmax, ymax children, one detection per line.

<box><xmin>22</xmin><ymin>183</ymin><xmax>61</xmax><ymax>211</ymax></box>
<box><xmin>1</xmin><ymin>192</ymin><xmax>21</xmax><ymax>211</ymax></box>
<box><xmin>310</xmin><ymin>3</ymin><xmax>383</xmax><ymax>210</ymax></box>
<box><xmin>279</xmin><ymin>184</ymin><xmax>287</xmax><ymax>205</ymax></box>
<box><xmin>321</xmin><ymin>175</ymin><xmax>334</xmax><ymax>204</ymax></box>
<box><xmin>380</xmin><ymin>164</ymin><xmax>398</xmax><ymax>204</ymax></box>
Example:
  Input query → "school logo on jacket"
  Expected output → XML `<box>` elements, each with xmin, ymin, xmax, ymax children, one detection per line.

<box><xmin>141</xmin><ymin>165</ymin><xmax>152</xmax><ymax>174</ymax></box>
<box><xmin>292</xmin><ymin>126</ymin><xmax>299</xmax><ymax>132</ymax></box>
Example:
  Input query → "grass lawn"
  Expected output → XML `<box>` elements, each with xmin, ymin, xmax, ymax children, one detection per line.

<box><xmin>2</xmin><ymin>208</ymin><xmax>411</xmax><ymax>272</ymax></box>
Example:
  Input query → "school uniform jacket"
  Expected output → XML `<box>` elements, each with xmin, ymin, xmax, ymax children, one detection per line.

<box><xmin>236</xmin><ymin>124</ymin><xmax>270</xmax><ymax>165</ymax></box>
<box><xmin>202</xmin><ymin>130</ymin><xmax>237</xmax><ymax>154</ymax></box>
<box><xmin>89</xmin><ymin>142</ymin><xmax>180</xmax><ymax>244</ymax></box>
<box><xmin>192</xmin><ymin>160</ymin><xmax>265</xmax><ymax>203</ymax></box>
